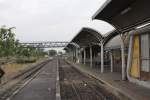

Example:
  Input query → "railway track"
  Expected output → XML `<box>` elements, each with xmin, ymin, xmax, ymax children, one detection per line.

<box><xmin>59</xmin><ymin>59</ymin><xmax>119</xmax><ymax>100</ymax></box>
<box><xmin>0</xmin><ymin>59</ymin><xmax>51</xmax><ymax>100</ymax></box>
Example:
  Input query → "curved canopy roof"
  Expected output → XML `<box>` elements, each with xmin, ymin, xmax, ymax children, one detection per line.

<box><xmin>65</xmin><ymin>27</ymin><xmax>121</xmax><ymax>50</ymax></box>
<box><xmin>65</xmin><ymin>27</ymin><xmax>123</xmax><ymax>50</ymax></box>
<box><xmin>66</xmin><ymin>27</ymin><xmax>104</xmax><ymax>49</ymax></box>
<box><xmin>103</xmin><ymin>30</ymin><xmax>119</xmax><ymax>45</ymax></box>
<box><xmin>93</xmin><ymin>0</ymin><xmax>150</xmax><ymax>32</ymax></box>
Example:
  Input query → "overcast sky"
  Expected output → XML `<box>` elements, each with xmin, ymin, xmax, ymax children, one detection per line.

<box><xmin>0</xmin><ymin>0</ymin><xmax>114</xmax><ymax>42</ymax></box>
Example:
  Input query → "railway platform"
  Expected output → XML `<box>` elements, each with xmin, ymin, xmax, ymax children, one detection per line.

<box><xmin>10</xmin><ymin>60</ymin><xmax>57</xmax><ymax>100</ymax></box>
<box><xmin>67</xmin><ymin>60</ymin><xmax>150</xmax><ymax>100</ymax></box>
<box><xmin>0</xmin><ymin>59</ymin><xmax>57</xmax><ymax>100</ymax></box>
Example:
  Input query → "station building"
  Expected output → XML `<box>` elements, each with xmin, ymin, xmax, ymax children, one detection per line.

<box><xmin>65</xmin><ymin>0</ymin><xmax>150</xmax><ymax>89</ymax></box>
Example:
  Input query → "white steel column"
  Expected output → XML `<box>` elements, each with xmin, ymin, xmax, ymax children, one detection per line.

<box><xmin>73</xmin><ymin>50</ymin><xmax>75</xmax><ymax>62</ymax></box>
<box><xmin>78</xmin><ymin>49</ymin><xmax>82</xmax><ymax>63</ymax></box>
<box><xmin>83</xmin><ymin>48</ymin><xmax>86</xmax><ymax>64</ymax></box>
<box><xmin>127</xmin><ymin>34</ymin><xmax>134</xmax><ymax>80</ymax></box>
<box><xmin>110</xmin><ymin>51</ymin><xmax>113</xmax><ymax>72</ymax></box>
<box><xmin>90</xmin><ymin>46</ymin><xmax>93</xmax><ymax>68</ymax></box>
<box><xmin>121</xmin><ymin>36</ymin><xmax>126</xmax><ymax>80</ymax></box>
<box><xmin>76</xmin><ymin>48</ymin><xmax>79</xmax><ymax>63</ymax></box>
<box><xmin>101</xmin><ymin>42</ymin><xmax>104</xmax><ymax>73</ymax></box>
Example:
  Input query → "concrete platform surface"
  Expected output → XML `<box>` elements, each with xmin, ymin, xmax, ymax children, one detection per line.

<box><xmin>10</xmin><ymin>59</ymin><xmax>57</xmax><ymax>100</ymax></box>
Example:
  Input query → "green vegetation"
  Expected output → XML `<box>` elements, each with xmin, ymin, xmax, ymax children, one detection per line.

<box><xmin>16</xmin><ymin>57</ymin><xmax>37</xmax><ymax>64</ymax></box>
<box><xmin>0</xmin><ymin>26</ymin><xmax>15</xmax><ymax>57</ymax></box>
<box><xmin>0</xmin><ymin>25</ymin><xmax>47</xmax><ymax>63</ymax></box>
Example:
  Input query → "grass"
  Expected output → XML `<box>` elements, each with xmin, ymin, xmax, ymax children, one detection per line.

<box><xmin>0</xmin><ymin>57</ymin><xmax>47</xmax><ymax>83</ymax></box>
<box><xmin>16</xmin><ymin>57</ymin><xmax>37</xmax><ymax>64</ymax></box>
<box><xmin>2</xmin><ymin>63</ymin><xmax>31</xmax><ymax>79</ymax></box>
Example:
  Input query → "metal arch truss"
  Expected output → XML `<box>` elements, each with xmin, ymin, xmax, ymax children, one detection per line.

<box><xmin>20</xmin><ymin>41</ymin><xmax>69</xmax><ymax>48</ymax></box>
<box><xmin>69</xmin><ymin>42</ymin><xmax>80</xmax><ymax>48</ymax></box>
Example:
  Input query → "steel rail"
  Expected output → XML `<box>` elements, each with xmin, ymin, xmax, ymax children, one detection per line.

<box><xmin>71</xmin><ymin>81</ymin><xmax>82</xmax><ymax>100</ymax></box>
<box><xmin>82</xmin><ymin>80</ymin><xmax>107</xmax><ymax>100</ymax></box>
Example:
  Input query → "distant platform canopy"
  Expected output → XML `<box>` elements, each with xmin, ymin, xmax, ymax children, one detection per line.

<box><xmin>65</xmin><ymin>28</ymin><xmax>104</xmax><ymax>50</ymax></box>
<box><xmin>93</xmin><ymin>0</ymin><xmax>150</xmax><ymax>32</ymax></box>
<box><xmin>65</xmin><ymin>27</ymin><xmax>122</xmax><ymax>51</ymax></box>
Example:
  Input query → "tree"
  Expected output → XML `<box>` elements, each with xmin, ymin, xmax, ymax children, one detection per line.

<box><xmin>5</xmin><ymin>27</ymin><xmax>15</xmax><ymax>57</ymax></box>
<box><xmin>0</xmin><ymin>26</ymin><xmax>15</xmax><ymax>57</ymax></box>
<box><xmin>0</xmin><ymin>25</ymin><xmax>46</xmax><ymax>59</ymax></box>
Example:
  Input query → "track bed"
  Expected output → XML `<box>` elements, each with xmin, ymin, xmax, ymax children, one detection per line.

<box><xmin>59</xmin><ymin>60</ymin><xmax>120</xmax><ymax>100</ymax></box>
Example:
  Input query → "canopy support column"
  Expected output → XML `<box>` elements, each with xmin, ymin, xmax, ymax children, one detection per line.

<box><xmin>90</xmin><ymin>46</ymin><xmax>93</xmax><ymax>68</ymax></box>
<box><xmin>100</xmin><ymin>41</ymin><xmax>104</xmax><ymax>73</ymax></box>
<box><xmin>110</xmin><ymin>51</ymin><xmax>113</xmax><ymax>72</ymax></box>
<box><xmin>76</xmin><ymin>48</ymin><xmax>79</xmax><ymax>63</ymax></box>
<box><xmin>121</xmin><ymin>34</ymin><xmax>126</xmax><ymax>80</ymax></box>
<box><xmin>73</xmin><ymin>50</ymin><xmax>76</xmax><ymax>63</ymax></box>
<box><xmin>83</xmin><ymin>48</ymin><xmax>86</xmax><ymax>65</ymax></box>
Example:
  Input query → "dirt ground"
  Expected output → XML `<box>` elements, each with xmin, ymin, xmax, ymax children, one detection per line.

<box><xmin>1</xmin><ymin>58</ymin><xmax>47</xmax><ymax>83</ymax></box>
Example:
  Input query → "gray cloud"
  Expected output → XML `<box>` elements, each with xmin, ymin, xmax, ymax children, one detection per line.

<box><xmin>0</xmin><ymin>0</ymin><xmax>114</xmax><ymax>42</ymax></box>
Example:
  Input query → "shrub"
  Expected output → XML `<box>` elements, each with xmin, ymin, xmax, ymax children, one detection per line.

<box><xmin>16</xmin><ymin>57</ymin><xmax>37</xmax><ymax>64</ymax></box>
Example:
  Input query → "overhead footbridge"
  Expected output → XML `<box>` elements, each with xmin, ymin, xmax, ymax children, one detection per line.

<box><xmin>20</xmin><ymin>41</ymin><xmax>69</xmax><ymax>48</ymax></box>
